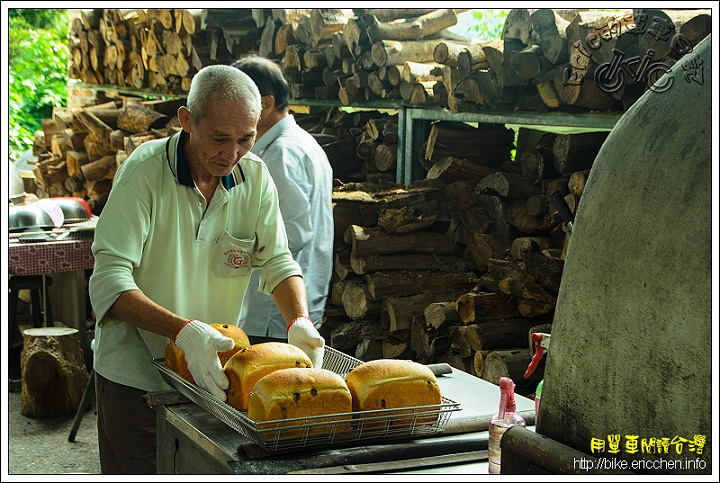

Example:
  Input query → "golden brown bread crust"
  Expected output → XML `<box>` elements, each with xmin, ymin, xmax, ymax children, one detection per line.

<box><xmin>164</xmin><ymin>323</ymin><xmax>250</xmax><ymax>384</ymax></box>
<box><xmin>248</xmin><ymin>367</ymin><xmax>352</xmax><ymax>438</ymax></box>
<box><xmin>345</xmin><ymin>359</ymin><xmax>442</xmax><ymax>426</ymax></box>
<box><xmin>223</xmin><ymin>342</ymin><xmax>313</xmax><ymax>411</ymax></box>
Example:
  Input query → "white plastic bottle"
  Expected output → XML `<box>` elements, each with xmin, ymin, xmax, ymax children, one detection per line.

<box><xmin>488</xmin><ymin>377</ymin><xmax>526</xmax><ymax>474</ymax></box>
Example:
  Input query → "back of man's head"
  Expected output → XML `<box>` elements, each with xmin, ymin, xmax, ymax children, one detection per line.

<box><xmin>232</xmin><ymin>56</ymin><xmax>290</xmax><ymax>113</ymax></box>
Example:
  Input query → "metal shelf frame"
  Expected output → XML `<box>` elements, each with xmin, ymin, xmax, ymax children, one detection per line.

<box><xmin>70</xmin><ymin>82</ymin><xmax>622</xmax><ymax>186</ymax></box>
<box><xmin>397</xmin><ymin>106</ymin><xmax>623</xmax><ymax>186</ymax></box>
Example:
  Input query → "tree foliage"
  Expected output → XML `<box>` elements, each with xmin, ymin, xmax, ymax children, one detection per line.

<box><xmin>462</xmin><ymin>9</ymin><xmax>510</xmax><ymax>42</ymax></box>
<box><xmin>8</xmin><ymin>9</ymin><xmax>69</xmax><ymax>162</ymax></box>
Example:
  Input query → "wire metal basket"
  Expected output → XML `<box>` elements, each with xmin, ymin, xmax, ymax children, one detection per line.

<box><xmin>152</xmin><ymin>346</ymin><xmax>461</xmax><ymax>452</ymax></box>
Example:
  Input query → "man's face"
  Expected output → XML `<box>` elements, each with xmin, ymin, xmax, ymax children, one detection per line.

<box><xmin>181</xmin><ymin>98</ymin><xmax>259</xmax><ymax>177</ymax></box>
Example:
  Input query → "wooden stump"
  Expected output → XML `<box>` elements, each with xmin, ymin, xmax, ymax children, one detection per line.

<box><xmin>20</xmin><ymin>327</ymin><xmax>89</xmax><ymax>419</ymax></box>
<box><xmin>481</xmin><ymin>348</ymin><xmax>543</xmax><ymax>395</ymax></box>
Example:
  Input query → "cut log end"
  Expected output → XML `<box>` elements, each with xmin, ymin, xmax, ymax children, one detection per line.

<box><xmin>20</xmin><ymin>327</ymin><xmax>89</xmax><ymax>419</ymax></box>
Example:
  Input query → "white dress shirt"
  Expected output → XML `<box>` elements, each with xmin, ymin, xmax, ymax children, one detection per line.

<box><xmin>239</xmin><ymin>115</ymin><xmax>334</xmax><ymax>338</ymax></box>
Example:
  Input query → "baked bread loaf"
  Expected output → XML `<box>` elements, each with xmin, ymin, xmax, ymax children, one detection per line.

<box><xmin>165</xmin><ymin>323</ymin><xmax>250</xmax><ymax>384</ymax></box>
<box><xmin>345</xmin><ymin>359</ymin><xmax>442</xmax><ymax>427</ymax></box>
<box><xmin>224</xmin><ymin>342</ymin><xmax>313</xmax><ymax>411</ymax></box>
<box><xmin>248</xmin><ymin>367</ymin><xmax>352</xmax><ymax>439</ymax></box>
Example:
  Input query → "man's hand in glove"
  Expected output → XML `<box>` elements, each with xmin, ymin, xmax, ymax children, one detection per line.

<box><xmin>174</xmin><ymin>320</ymin><xmax>234</xmax><ymax>401</ymax></box>
<box><xmin>287</xmin><ymin>316</ymin><xmax>325</xmax><ymax>368</ymax></box>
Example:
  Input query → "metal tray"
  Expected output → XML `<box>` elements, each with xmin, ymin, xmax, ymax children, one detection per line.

<box><xmin>152</xmin><ymin>346</ymin><xmax>461</xmax><ymax>452</ymax></box>
<box><xmin>9</xmin><ymin>216</ymin><xmax>97</xmax><ymax>243</ymax></box>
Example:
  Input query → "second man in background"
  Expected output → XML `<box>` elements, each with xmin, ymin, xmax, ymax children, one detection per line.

<box><xmin>232</xmin><ymin>55</ymin><xmax>334</xmax><ymax>349</ymax></box>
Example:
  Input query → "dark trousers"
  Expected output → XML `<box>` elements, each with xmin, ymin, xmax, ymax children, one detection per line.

<box><xmin>95</xmin><ymin>372</ymin><xmax>157</xmax><ymax>474</ymax></box>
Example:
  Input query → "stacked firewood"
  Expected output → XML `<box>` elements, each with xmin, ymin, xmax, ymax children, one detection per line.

<box><xmin>419</xmin><ymin>125</ymin><xmax>609</xmax><ymax>391</ymax></box>
<box><xmin>31</xmin><ymin>94</ymin><xmax>183</xmax><ymax>213</ymax></box>
<box><xmin>262</xmin><ymin>8</ymin><xmax>486</xmax><ymax>106</ymax></box>
<box><xmin>323</xmin><ymin>176</ymin><xmax>556</xmax><ymax>393</ymax></box>
<box><xmin>67</xmin><ymin>8</ymin><xmax>711</xmax><ymax>114</ymax></box>
<box><xmin>43</xmin><ymin>7</ymin><xmax>709</xmax><ymax>393</ymax></box>
<box><xmin>319</xmin><ymin>121</ymin><xmax>611</xmax><ymax>393</ymax></box>
<box><xmin>247</xmin><ymin>7</ymin><xmax>711</xmax><ymax>113</ymax></box>
<box><xmin>297</xmin><ymin>109</ymin><xmax>400</xmax><ymax>184</ymax></box>
<box><xmin>443</xmin><ymin>7</ymin><xmax>713</xmax><ymax>114</ymax></box>
<box><xmin>66</xmin><ymin>8</ymin><xmax>491</xmax><ymax>104</ymax></box>
<box><xmin>324</xmin><ymin>180</ymin><xmax>478</xmax><ymax>360</ymax></box>
<box><xmin>68</xmin><ymin>8</ymin><xmax>261</xmax><ymax>93</ymax></box>
<box><xmin>30</xmin><ymin>93</ymin><xmax>407</xmax><ymax>214</ymax></box>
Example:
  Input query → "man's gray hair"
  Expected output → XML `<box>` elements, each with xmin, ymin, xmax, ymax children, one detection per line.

<box><xmin>185</xmin><ymin>64</ymin><xmax>261</xmax><ymax>123</ymax></box>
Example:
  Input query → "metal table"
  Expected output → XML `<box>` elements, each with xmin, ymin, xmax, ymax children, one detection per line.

<box><xmin>154</xmin><ymin>368</ymin><xmax>536</xmax><ymax>474</ymax></box>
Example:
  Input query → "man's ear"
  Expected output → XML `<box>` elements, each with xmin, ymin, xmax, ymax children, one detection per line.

<box><xmin>178</xmin><ymin>106</ymin><xmax>193</xmax><ymax>132</ymax></box>
<box><xmin>261</xmin><ymin>95</ymin><xmax>275</xmax><ymax>112</ymax></box>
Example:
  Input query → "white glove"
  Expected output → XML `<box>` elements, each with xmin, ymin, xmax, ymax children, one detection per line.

<box><xmin>174</xmin><ymin>320</ymin><xmax>234</xmax><ymax>401</ymax></box>
<box><xmin>287</xmin><ymin>316</ymin><xmax>325</xmax><ymax>368</ymax></box>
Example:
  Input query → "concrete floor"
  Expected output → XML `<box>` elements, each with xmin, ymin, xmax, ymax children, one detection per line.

<box><xmin>5</xmin><ymin>306</ymin><xmax>101</xmax><ymax>476</ymax></box>
<box><xmin>5</xmin><ymin>388</ymin><xmax>101</xmax><ymax>475</ymax></box>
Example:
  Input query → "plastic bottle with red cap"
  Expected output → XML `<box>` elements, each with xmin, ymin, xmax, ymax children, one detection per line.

<box><xmin>488</xmin><ymin>377</ymin><xmax>526</xmax><ymax>474</ymax></box>
<box><xmin>525</xmin><ymin>332</ymin><xmax>551</xmax><ymax>424</ymax></box>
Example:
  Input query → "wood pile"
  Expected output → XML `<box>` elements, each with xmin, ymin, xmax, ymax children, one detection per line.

<box><xmin>67</xmin><ymin>8</ymin><xmax>710</xmax><ymax>115</ymax></box>
<box><xmin>322</xmin><ymin>175</ymin><xmax>559</xmax><ymax>393</ymax></box>
<box><xmin>297</xmin><ymin>109</ymin><xmax>400</xmax><ymax>184</ymax></box>
<box><xmin>323</xmin><ymin>179</ymin><xmax>478</xmax><ymax>361</ymax></box>
<box><xmin>30</xmin><ymin>97</ymin><xmax>400</xmax><ymax>213</ymax></box>
<box><xmin>30</xmin><ymin>87</ymin><xmax>406</xmax><ymax>213</ymax></box>
<box><xmin>223</xmin><ymin>7</ymin><xmax>712</xmax><ymax>114</ymax></box>
<box><xmin>68</xmin><ymin>8</ymin><xmax>261</xmax><ymax>93</ymax></box>
<box><xmin>319</xmin><ymin>121</ymin><xmax>613</xmax><ymax>394</ymax></box>
<box><xmin>262</xmin><ymin>8</ymin><xmax>496</xmax><ymax>107</ymax></box>
<box><xmin>465</xmin><ymin>7</ymin><xmax>713</xmax><ymax>114</ymax></box>
<box><xmin>31</xmin><ymin>93</ymin><xmax>183</xmax><ymax>213</ymax></box>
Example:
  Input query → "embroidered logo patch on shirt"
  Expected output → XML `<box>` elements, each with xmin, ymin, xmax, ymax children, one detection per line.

<box><xmin>224</xmin><ymin>249</ymin><xmax>251</xmax><ymax>269</ymax></box>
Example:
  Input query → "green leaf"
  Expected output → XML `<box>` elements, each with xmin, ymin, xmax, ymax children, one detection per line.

<box><xmin>8</xmin><ymin>9</ymin><xmax>69</xmax><ymax>161</ymax></box>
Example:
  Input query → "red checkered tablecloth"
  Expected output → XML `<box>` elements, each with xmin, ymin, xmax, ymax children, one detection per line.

<box><xmin>9</xmin><ymin>239</ymin><xmax>95</xmax><ymax>276</ymax></box>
